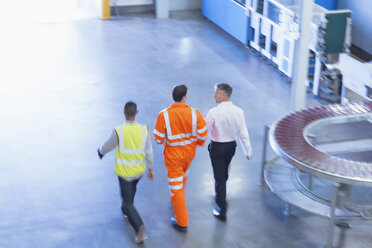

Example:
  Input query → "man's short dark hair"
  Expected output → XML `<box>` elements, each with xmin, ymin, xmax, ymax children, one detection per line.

<box><xmin>124</xmin><ymin>101</ymin><xmax>137</xmax><ymax>117</ymax></box>
<box><xmin>172</xmin><ymin>84</ymin><xmax>188</xmax><ymax>102</ymax></box>
<box><xmin>216</xmin><ymin>83</ymin><xmax>233</xmax><ymax>98</ymax></box>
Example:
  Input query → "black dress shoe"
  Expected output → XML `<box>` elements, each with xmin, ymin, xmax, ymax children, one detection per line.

<box><xmin>170</xmin><ymin>217</ymin><xmax>187</xmax><ymax>232</ymax></box>
<box><xmin>213</xmin><ymin>208</ymin><xmax>226</xmax><ymax>221</ymax></box>
<box><xmin>336</xmin><ymin>221</ymin><xmax>351</xmax><ymax>229</ymax></box>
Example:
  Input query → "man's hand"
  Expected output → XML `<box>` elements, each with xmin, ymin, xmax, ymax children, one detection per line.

<box><xmin>147</xmin><ymin>168</ymin><xmax>154</xmax><ymax>181</ymax></box>
<box><xmin>97</xmin><ymin>148</ymin><xmax>103</xmax><ymax>159</ymax></box>
<box><xmin>246</xmin><ymin>154</ymin><xmax>253</xmax><ymax>160</ymax></box>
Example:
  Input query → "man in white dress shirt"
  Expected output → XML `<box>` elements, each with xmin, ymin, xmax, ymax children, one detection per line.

<box><xmin>205</xmin><ymin>83</ymin><xmax>253</xmax><ymax>221</ymax></box>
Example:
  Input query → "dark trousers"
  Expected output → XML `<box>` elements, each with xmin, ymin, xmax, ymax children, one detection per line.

<box><xmin>118</xmin><ymin>176</ymin><xmax>144</xmax><ymax>233</ymax></box>
<box><xmin>208</xmin><ymin>141</ymin><xmax>236</xmax><ymax>215</ymax></box>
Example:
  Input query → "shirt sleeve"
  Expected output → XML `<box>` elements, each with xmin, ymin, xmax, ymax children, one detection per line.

<box><xmin>196</xmin><ymin>109</ymin><xmax>208</xmax><ymax>146</ymax></box>
<box><xmin>237</xmin><ymin>110</ymin><xmax>253</xmax><ymax>157</ymax></box>
<box><xmin>205</xmin><ymin>109</ymin><xmax>214</xmax><ymax>131</ymax></box>
<box><xmin>153</xmin><ymin>111</ymin><xmax>166</xmax><ymax>145</ymax></box>
<box><xmin>100</xmin><ymin>130</ymin><xmax>119</xmax><ymax>156</ymax></box>
<box><xmin>144</xmin><ymin>126</ymin><xmax>154</xmax><ymax>169</ymax></box>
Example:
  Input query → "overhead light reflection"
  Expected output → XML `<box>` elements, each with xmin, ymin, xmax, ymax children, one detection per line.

<box><xmin>179</xmin><ymin>37</ymin><xmax>192</xmax><ymax>55</ymax></box>
<box><xmin>0</xmin><ymin>0</ymin><xmax>96</xmax><ymax>24</ymax></box>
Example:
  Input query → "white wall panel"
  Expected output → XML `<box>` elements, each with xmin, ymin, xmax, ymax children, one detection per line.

<box><xmin>112</xmin><ymin>0</ymin><xmax>153</xmax><ymax>6</ymax></box>
<box><xmin>169</xmin><ymin>0</ymin><xmax>201</xmax><ymax>11</ymax></box>
<box><xmin>112</xmin><ymin>0</ymin><xmax>201</xmax><ymax>10</ymax></box>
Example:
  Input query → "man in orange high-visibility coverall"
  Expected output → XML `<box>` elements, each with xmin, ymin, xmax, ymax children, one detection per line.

<box><xmin>153</xmin><ymin>85</ymin><xmax>207</xmax><ymax>232</ymax></box>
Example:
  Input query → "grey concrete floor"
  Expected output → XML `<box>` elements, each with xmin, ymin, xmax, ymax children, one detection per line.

<box><xmin>1</xmin><ymin>10</ymin><xmax>371</xmax><ymax>248</ymax></box>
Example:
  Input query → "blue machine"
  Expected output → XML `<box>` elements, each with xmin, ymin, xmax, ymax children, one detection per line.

<box><xmin>202</xmin><ymin>0</ymin><xmax>348</xmax><ymax>84</ymax></box>
<box><xmin>202</xmin><ymin>0</ymin><xmax>249</xmax><ymax>45</ymax></box>
<box><xmin>315</xmin><ymin>0</ymin><xmax>338</xmax><ymax>10</ymax></box>
<box><xmin>202</xmin><ymin>0</ymin><xmax>338</xmax><ymax>47</ymax></box>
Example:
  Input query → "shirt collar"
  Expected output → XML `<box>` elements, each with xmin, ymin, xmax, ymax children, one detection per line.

<box><xmin>125</xmin><ymin>120</ymin><xmax>137</xmax><ymax>124</ymax></box>
<box><xmin>218</xmin><ymin>101</ymin><xmax>232</xmax><ymax>107</ymax></box>
<box><xmin>169</xmin><ymin>103</ymin><xmax>189</xmax><ymax>108</ymax></box>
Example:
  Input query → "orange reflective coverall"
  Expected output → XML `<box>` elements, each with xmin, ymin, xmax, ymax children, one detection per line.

<box><xmin>153</xmin><ymin>103</ymin><xmax>207</xmax><ymax>227</ymax></box>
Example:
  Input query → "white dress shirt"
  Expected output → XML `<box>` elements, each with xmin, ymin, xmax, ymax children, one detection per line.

<box><xmin>206</xmin><ymin>101</ymin><xmax>252</xmax><ymax>157</ymax></box>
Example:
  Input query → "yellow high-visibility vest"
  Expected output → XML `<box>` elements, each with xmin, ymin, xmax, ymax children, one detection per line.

<box><xmin>114</xmin><ymin>123</ymin><xmax>148</xmax><ymax>178</ymax></box>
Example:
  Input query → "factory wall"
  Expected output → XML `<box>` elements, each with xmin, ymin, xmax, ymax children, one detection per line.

<box><xmin>113</xmin><ymin>0</ymin><xmax>202</xmax><ymax>10</ymax></box>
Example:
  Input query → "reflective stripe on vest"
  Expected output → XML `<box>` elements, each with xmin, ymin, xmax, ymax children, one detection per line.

<box><xmin>169</xmin><ymin>183</ymin><xmax>183</xmax><ymax>190</ymax></box>
<box><xmin>168</xmin><ymin>175</ymin><xmax>183</xmax><ymax>182</ymax></box>
<box><xmin>114</xmin><ymin>124</ymin><xmax>147</xmax><ymax>178</ymax></box>
<box><xmin>153</xmin><ymin>129</ymin><xmax>165</xmax><ymax>138</ymax></box>
<box><xmin>197</xmin><ymin>125</ymin><xmax>207</xmax><ymax>134</ymax></box>
<box><xmin>166</xmin><ymin>138</ymin><xmax>197</xmax><ymax>146</ymax></box>
<box><xmin>162</xmin><ymin>109</ymin><xmax>172</xmax><ymax>138</ymax></box>
<box><xmin>168</xmin><ymin>167</ymin><xmax>190</xmax><ymax>187</ymax></box>
<box><xmin>162</xmin><ymin>108</ymin><xmax>197</xmax><ymax>146</ymax></box>
<box><xmin>115</xmin><ymin>158</ymin><xmax>146</xmax><ymax>166</ymax></box>
<box><xmin>191</xmin><ymin>108</ymin><xmax>196</xmax><ymax>136</ymax></box>
<box><xmin>197</xmin><ymin>134</ymin><xmax>207</xmax><ymax>140</ymax></box>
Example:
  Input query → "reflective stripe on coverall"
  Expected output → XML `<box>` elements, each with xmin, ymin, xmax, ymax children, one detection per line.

<box><xmin>153</xmin><ymin>104</ymin><xmax>207</xmax><ymax>227</ymax></box>
<box><xmin>115</xmin><ymin>123</ymin><xmax>148</xmax><ymax>178</ymax></box>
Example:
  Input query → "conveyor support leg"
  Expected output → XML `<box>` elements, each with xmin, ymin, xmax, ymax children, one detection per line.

<box><xmin>260</xmin><ymin>125</ymin><xmax>270</xmax><ymax>186</ymax></box>
<box><xmin>327</xmin><ymin>182</ymin><xmax>340</xmax><ymax>248</ymax></box>
<box><xmin>283</xmin><ymin>203</ymin><xmax>291</xmax><ymax>216</ymax></box>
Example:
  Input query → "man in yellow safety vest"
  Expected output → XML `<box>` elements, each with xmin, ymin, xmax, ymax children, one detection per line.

<box><xmin>98</xmin><ymin>101</ymin><xmax>154</xmax><ymax>243</ymax></box>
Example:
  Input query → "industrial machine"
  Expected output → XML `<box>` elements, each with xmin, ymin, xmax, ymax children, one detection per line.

<box><xmin>313</xmin><ymin>9</ymin><xmax>352</xmax><ymax>102</ymax></box>
<box><xmin>261</xmin><ymin>101</ymin><xmax>372</xmax><ymax>248</ymax></box>
<box><xmin>337</xmin><ymin>54</ymin><xmax>372</xmax><ymax>102</ymax></box>
<box><xmin>202</xmin><ymin>0</ymin><xmax>356</xmax><ymax>102</ymax></box>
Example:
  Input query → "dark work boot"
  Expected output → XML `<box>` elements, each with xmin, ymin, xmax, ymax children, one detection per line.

<box><xmin>170</xmin><ymin>217</ymin><xmax>187</xmax><ymax>232</ymax></box>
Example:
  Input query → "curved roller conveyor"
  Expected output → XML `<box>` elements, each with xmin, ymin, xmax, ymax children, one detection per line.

<box><xmin>270</xmin><ymin>101</ymin><xmax>372</xmax><ymax>186</ymax></box>
<box><xmin>261</xmin><ymin>101</ymin><xmax>372</xmax><ymax>248</ymax></box>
